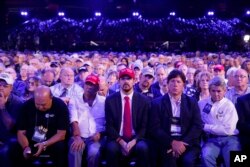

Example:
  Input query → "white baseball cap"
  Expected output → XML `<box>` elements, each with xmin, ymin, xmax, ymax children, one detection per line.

<box><xmin>0</xmin><ymin>73</ymin><xmax>14</xmax><ymax>85</ymax></box>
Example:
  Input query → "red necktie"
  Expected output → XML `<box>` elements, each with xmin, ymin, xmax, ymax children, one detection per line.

<box><xmin>123</xmin><ymin>96</ymin><xmax>132</xmax><ymax>139</ymax></box>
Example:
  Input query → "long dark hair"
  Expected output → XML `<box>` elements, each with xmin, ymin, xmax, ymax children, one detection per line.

<box><xmin>23</xmin><ymin>76</ymin><xmax>41</xmax><ymax>99</ymax></box>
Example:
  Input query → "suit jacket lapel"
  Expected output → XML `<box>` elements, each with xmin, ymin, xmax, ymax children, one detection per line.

<box><xmin>164</xmin><ymin>94</ymin><xmax>173</xmax><ymax>117</ymax></box>
<box><xmin>116</xmin><ymin>93</ymin><xmax>122</xmax><ymax>130</ymax></box>
<box><xmin>132</xmin><ymin>92</ymin><xmax>138</xmax><ymax>129</ymax></box>
<box><xmin>180</xmin><ymin>94</ymin><xmax>187</xmax><ymax>126</ymax></box>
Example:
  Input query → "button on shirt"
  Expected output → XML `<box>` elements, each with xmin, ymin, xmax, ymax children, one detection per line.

<box><xmin>50</xmin><ymin>83</ymin><xmax>83</xmax><ymax>100</ymax></box>
<box><xmin>68</xmin><ymin>94</ymin><xmax>105</xmax><ymax>138</ymax></box>
<box><xmin>119</xmin><ymin>92</ymin><xmax>135</xmax><ymax>136</ymax></box>
<box><xmin>168</xmin><ymin>94</ymin><xmax>181</xmax><ymax>117</ymax></box>
<box><xmin>198</xmin><ymin>97</ymin><xmax>239</xmax><ymax>136</ymax></box>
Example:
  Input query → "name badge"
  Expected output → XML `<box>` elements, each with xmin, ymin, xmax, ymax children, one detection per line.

<box><xmin>170</xmin><ymin>117</ymin><xmax>181</xmax><ymax>136</ymax></box>
<box><xmin>32</xmin><ymin>126</ymin><xmax>47</xmax><ymax>142</ymax></box>
<box><xmin>203</xmin><ymin>103</ymin><xmax>212</xmax><ymax>114</ymax></box>
<box><xmin>170</xmin><ymin>124</ymin><xmax>181</xmax><ymax>133</ymax></box>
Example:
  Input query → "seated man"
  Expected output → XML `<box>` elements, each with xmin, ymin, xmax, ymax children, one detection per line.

<box><xmin>17</xmin><ymin>85</ymin><xmax>69</xmax><ymax>167</ymax></box>
<box><xmin>0</xmin><ymin>73</ymin><xmax>23</xmax><ymax>167</ymax></box>
<box><xmin>68</xmin><ymin>74</ymin><xmax>105</xmax><ymax>167</ymax></box>
<box><xmin>198</xmin><ymin>76</ymin><xmax>241</xmax><ymax>167</ymax></box>
<box><xmin>149</xmin><ymin>70</ymin><xmax>203</xmax><ymax>167</ymax></box>
<box><xmin>105</xmin><ymin>68</ymin><xmax>151</xmax><ymax>167</ymax></box>
<box><xmin>134</xmin><ymin>66</ymin><xmax>162</xmax><ymax>100</ymax></box>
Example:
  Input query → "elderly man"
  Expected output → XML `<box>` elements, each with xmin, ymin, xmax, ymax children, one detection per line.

<box><xmin>198</xmin><ymin>77</ymin><xmax>241</xmax><ymax>167</ymax></box>
<box><xmin>0</xmin><ymin>73</ymin><xmax>23</xmax><ymax>167</ymax></box>
<box><xmin>134</xmin><ymin>66</ymin><xmax>161</xmax><ymax>100</ymax></box>
<box><xmin>152</xmin><ymin>65</ymin><xmax>168</xmax><ymax>95</ymax></box>
<box><xmin>149</xmin><ymin>70</ymin><xmax>203</xmax><ymax>167</ymax></box>
<box><xmin>68</xmin><ymin>74</ymin><xmax>105</xmax><ymax>167</ymax></box>
<box><xmin>225</xmin><ymin>69</ymin><xmax>250</xmax><ymax>105</ymax></box>
<box><xmin>50</xmin><ymin>67</ymin><xmax>83</xmax><ymax>104</ymax></box>
<box><xmin>17</xmin><ymin>86</ymin><xmax>69</xmax><ymax>167</ymax></box>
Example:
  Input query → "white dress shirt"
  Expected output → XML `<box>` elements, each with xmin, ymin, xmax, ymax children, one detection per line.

<box><xmin>168</xmin><ymin>94</ymin><xmax>181</xmax><ymax>117</ymax></box>
<box><xmin>50</xmin><ymin>83</ymin><xmax>83</xmax><ymax>100</ymax></box>
<box><xmin>68</xmin><ymin>94</ymin><xmax>106</xmax><ymax>138</ymax></box>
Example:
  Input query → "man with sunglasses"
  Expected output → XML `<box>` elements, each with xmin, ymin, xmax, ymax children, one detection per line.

<box><xmin>134</xmin><ymin>66</ymin><xmax>162</xmax><ymax>100</ymax></box>
<box><xmin>0</xmin><ymin>73</ymin><xmax>23</xmax><ymax>167</ymax></box>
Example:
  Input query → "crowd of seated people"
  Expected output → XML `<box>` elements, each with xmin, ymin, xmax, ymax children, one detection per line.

<box><xmin>0</xmin><ymin>50</ymin><xmax>250</xmax><ymax>167</ymax></box>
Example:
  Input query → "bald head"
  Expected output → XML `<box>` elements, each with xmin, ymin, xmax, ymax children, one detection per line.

<box><xmin>35</xmin><ymin>86</ymin><xmax>52</xmax><ymax>98</ymax></box>
<box><xmin>34</xmin><ymin>86</ymin><xmax>53</xmax><ymax>111</ymax></box>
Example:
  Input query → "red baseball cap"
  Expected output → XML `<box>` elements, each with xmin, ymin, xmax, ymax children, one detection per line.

<box><xmin>213</xmin><ymin>64</ymin><xmax>225</xmax><ymax>71</ymax></box>
<box><xmin>174</xmin><ymin>61</ymin><xmax>183</xmax><ymax>68</ymax></box>
<box><xmin>119</xmin><ymin>68</ymin><xmax>135</xmax><ymax>79</ymax></box>
<box><xmin>85</xmin><ymin>74</ymin><xmax>100</xmax><ymax>85</ymax></box>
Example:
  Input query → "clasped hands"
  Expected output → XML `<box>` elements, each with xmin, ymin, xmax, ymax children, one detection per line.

<box><xmin>119</xmin><ymin>139</ymin><xmax>136</xmax><ymax>156</ymax></box>
<box><xmin>167</xmin><ymin>140</ymin><xmax>189</xmax><ymax>158</ymax></box>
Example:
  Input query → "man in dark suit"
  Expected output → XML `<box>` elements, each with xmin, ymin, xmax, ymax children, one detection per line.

<box><xmin>149</xmin><ymin>69</ymin><xmax>203</xmax><ymax>167</ymax></box>
<box><xmin>105</xmin><ymin>68</ymin><xmax>151</xmax><ymax>167</ymax></box>
<box><xmin>236</xmin><ymin>93</ymin><xmax>250</xmax><ymax>151</ymax></box>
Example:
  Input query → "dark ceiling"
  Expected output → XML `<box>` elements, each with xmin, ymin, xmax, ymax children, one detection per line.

<box><xmin>3</xmin><ymin>0</ymin><xmax>250</xmax><ymax>18</ymax></box>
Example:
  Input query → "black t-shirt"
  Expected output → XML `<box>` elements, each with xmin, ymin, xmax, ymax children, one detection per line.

<box><xmin>17</xmin><ymin>97</ymin><xmax>69</xmax><ymax>142</ymax></box>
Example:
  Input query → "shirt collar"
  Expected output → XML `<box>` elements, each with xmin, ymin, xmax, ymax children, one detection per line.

<box><xmin>233</xmin><ymin>86</ymin><xmax>250</xmax><ymax>95</ymax></box>
<box><xmin>120</xmin><ymin>91</ymin><xmax>134</xmax><ymax>100</ymax></box>
<box><xmin>59</xmin><ymin>83</ymin><xmax>73</xmax><ymax>91</ymax></box>
<box><xmin>168</xmin><ymin>93</ymin><xmax>181</xmax><ymax>104</ymax></box>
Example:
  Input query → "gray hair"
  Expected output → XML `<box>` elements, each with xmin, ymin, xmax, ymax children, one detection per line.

<box><xmin>209</xmin><ymin>76</ymin><xmax>226</xmax><ymax>90</ymax></box>
<box><xmin>226</xmin><ymin>67</ymin><xmax>237</xmax><ymax>78</ymax></box>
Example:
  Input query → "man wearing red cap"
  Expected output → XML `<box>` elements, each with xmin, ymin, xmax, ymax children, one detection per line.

<box><xmin>68</xmin><ymin>74</ymin><xmax>105</xmax><ymax>167</ymax></box>
<box><xmin>213</xmin><ymin>65</ymin><xmax>226</xmax><ymax>78</ymax></box>
<box><xmin>105</xmin><ymin>68</ymin><xmax>151</xmax><ymax>167</ymax></box>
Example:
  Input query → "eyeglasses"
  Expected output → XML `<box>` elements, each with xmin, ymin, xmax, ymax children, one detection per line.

<box><xmin>63</xmin><ymin>74</ymin><xmax>74</xmax><ymax>78</ymax></box>
<box><xmin>120</xmin><ymin>77</ymin><xmax>132</xmax><ymax>81</ymax></box>
<box><xmin>234</xmin><ymin>75</ymin><xmax>247</xmax><ymax>79</ymax></box>
<box><xmin>0</xmin><ymin>82</ymin><xmax>9</xmax><ymax>88</ymax></box>
<box><xmin>28</xmin><ymin>81</ymin><xmax>35</xmax><ymax>85</ymax></box>
<box><xmin>50</xmin><ymin>62</ymin><xmax>61</xmax><ymax>68</ymax></box>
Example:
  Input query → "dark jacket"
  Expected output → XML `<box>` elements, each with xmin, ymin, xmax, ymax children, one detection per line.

<box><xmin>105</xmin><ymin>91</ymin><xmax>150</xmax><ymax>141</ymax></box>
<box><xmin>236</xmin><ymin>93</ymin><xmax>250</xmax><ymax>149</ymax></box>
<box><xmin>134</xmin><ymin>83</ymin><xmax>162</xmax><ymax>100</ymax></box>
<box><xmin>149</xmin><ymin>93</ymin><xmax>203</xmax><ymax>151</ymax></box>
